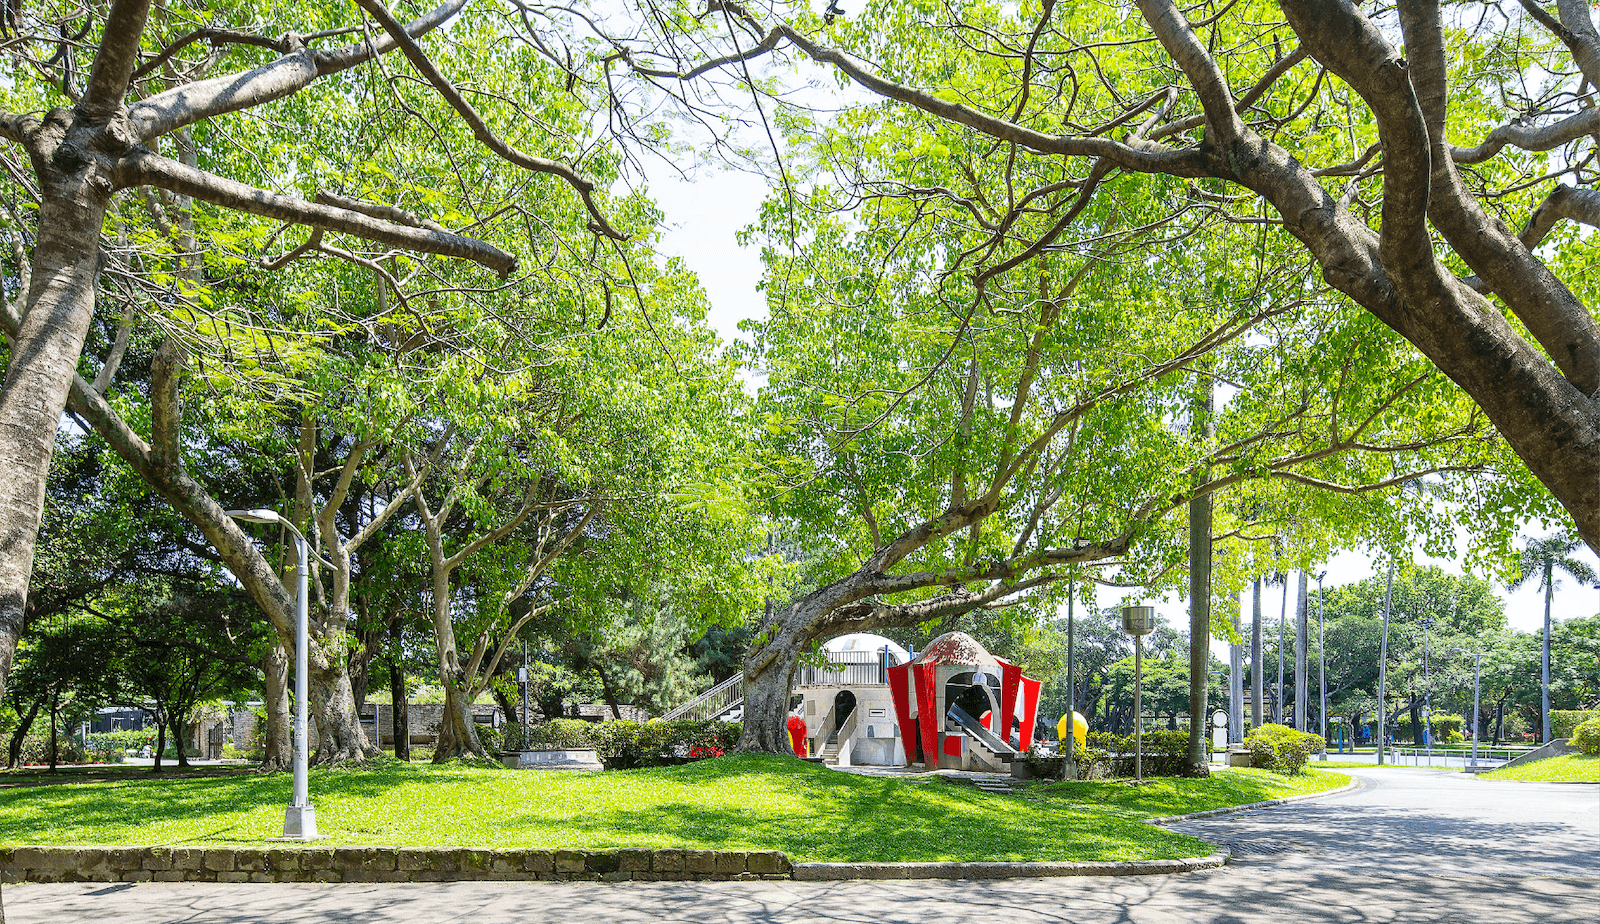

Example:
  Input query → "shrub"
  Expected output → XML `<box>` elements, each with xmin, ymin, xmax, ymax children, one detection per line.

<box><xmin>590</xmin><ymin>720</ymin><xmax>742</xmax><ymax>769</ymax></box>
<box><xmin>1552</xmin><ymin>710</ymin><xmax>1600</xmax><ymax>740</ymax></box>
<box><xmin>1570</xmin><ymin>716</ymin><xmax>1600</xmax><ymax>756</ymax></box>
<box><xmin>520</xmin><ymin>719</ymin><xmax>599</xmax><ymax>751</ymax></box>
<box><xmin>476</xmin><ymin>724</ymin><xmax>504</xmax><ymax>753</ymax></box>
<box><xmin>1432</xmin><ymin>714</ymin><xmax>1464</xmax><ymax>745</ymax></box>
<box><xmin>1244</xmin><ymin>723</ymin><xmax>1325</xmax><ymax>775</ymax></box>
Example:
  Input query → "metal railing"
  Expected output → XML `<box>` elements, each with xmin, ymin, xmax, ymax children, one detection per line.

<box><xmin>796</xmin><ymin>650</ymin><xmax>890</xmax><ymax>687</ymax></box>
<box><xmin>660</xmin><ymin>675</ymin><xmax>743</xmax><ymax>723</ymax></box>
<box><xmin>1384</xmin><ymin>746</ymin><xmax>1519</xmax><ymax>769</ymax></box>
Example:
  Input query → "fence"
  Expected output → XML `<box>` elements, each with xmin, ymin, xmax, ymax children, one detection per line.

<box><xmin>796</xmin><ymin>650</ymin><xmax>890</xmax><ymax>687</ymax></box>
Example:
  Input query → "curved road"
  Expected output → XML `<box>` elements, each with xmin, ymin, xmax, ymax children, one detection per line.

<box><xmin>7</xmin><ymin>769</ymin><xmax>1597</xmax><ymax>923</ymax></box>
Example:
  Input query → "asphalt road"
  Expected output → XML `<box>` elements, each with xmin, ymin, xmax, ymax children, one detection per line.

<box><xmin>7</xmin><ymin>768</ymin><xmax>1597</xmax><ymax>923</ymax></box>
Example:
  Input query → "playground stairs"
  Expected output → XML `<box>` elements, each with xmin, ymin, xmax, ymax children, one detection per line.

<box><xmin>661</xmin><ymin>675</ymin><xmax>744</xmax><ymax>723</ymax></box>
<box><xmin>951</xmin><ymin>773</ymin><xmax>1021</xmax><ymax>796</ymax></box>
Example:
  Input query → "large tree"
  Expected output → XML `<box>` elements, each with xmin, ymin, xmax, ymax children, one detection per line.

<box><xmin>0</xmin><ymin>1</ymin><xmax>624</xmax><ymax>721</ymax></box>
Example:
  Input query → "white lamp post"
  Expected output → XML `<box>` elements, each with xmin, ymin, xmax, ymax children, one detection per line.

<box><xmin>227</xmin><ymin>508</ymin><xmax>319</xmax><ymax>840</ymax></box>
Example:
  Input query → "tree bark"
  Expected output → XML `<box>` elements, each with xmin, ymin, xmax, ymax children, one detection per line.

<box><xmin>1186</xmin><ymin>376</ymin><xmax>1213</xmax><ymax>776</ymax></box>
<box><xmin>151</xmin><ymin>706</ymin><xmax>166</xmax><ymax>772</ymax></box>
<box><xmin>169</xmin><ymin>710</ymin><xmax>189</xmax><ymax>768</ymax></box>
<box><xmin>5</xmin><ymin>697</ymin><xmax>41</xmax><ymax>767</ymax></box>
<box><xmin>260</xmin><ymin>636</ymin><xmax>292</xmax><ymax>771</ymax></box>
<box><xmin>389</xmin><ymin>652</ymin><xmax>410</xmax><ymax>762</ymax></box>
<box><xmin>0</xmin><ymin>184</ymin><xmax>112</xmax><ymax>703</ymax></box>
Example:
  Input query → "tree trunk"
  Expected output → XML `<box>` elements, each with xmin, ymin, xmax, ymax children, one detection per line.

<box><xmin>0</xmin><ymin>187</ymin><xmax>112</xmax><ymax>703</ymax></box>
<box><xmin>1295</xmin><ymin>572</ymin><xmax>1309</xmax><ymax>732</ymax></box>
<box><xmin>389</xmin><ymin>656</ymin><xmax>410</xmax><ymax>762</ymax></box>
<box><xmin>594</xmin><ymin>661</ymin><xmax>624</xmax><ymax>720</ymax></box>
<box><xmin>309</xmin><ymin>656</ymin><xmax>370</xmax><ymax>763</ymax></box>
<box><xmin>1408</xmin><ymin>700</ymin><xmax>1423</xmax><ymax>746</ymax></box>
<box><xmin>1251</xmin><ymin>579</ymin><xmax>1263</xmax><ymax>730</ymax></box>
<box><xmin>151</xmin><ymin>707</ymin><xmax>166</xmax><ymax>772</ymax></box>
<box><xmin>47</xmin><ymin>689</ymin><xmax>58</xmax><ymax>771</ymax></box>
<box><xmin>1185</xmin><ymin>375</ymin><xmax>1213</xmax><ymax>777</ymax></box>
<box><xmin>170</xmin><ymin>711</ymin><xmax>190</xmax><ymax>768</ymax></box>
<box><xmin>432</xmin><ymin>678</ymin><xmax>485</xmax><ymax>761</ymax></box>
<box><xmin>6</xmin><ymin>697</ymin><xmax>41</xmax><ymax>767</ymax></box>
<box><xmin>739</xmin><ymin>646</ymin><xmax>802</xmax><ymax>755</ymax></box>
<box><xmin>261</xmin><ymin>637</ymin><xmax>292</xmax><ymax>771</ymax></box>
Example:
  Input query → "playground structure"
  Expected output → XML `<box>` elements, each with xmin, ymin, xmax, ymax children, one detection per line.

<box><xmin>887</xmin><ymin>631</ymin><xmax>1043</xmax><ymax>772</ymax></box>
<box><xmin>794</xmin><ymin>633</ymin><xmax>911</xmax><ymax>766</ymax></box>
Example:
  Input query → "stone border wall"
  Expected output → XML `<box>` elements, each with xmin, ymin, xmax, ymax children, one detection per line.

<box><xmin>0</xmin><ymin>846</ymin><xmax>790</xmax><ymax>884</ymax></box>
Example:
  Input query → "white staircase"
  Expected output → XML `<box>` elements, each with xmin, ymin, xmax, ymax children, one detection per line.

<box><xmin>661</xmin><ymin>675</ymin><xmax>744</xmax><ymax>723</ymax></box>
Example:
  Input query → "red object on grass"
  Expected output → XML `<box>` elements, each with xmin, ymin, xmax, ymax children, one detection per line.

<box><xmin>786</xmin><ymin>715</ymin><xmax>809</xmax><ymax>757</ymax></box>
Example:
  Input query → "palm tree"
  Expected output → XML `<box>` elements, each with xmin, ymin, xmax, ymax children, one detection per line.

<box><xmin>1510</xmin><ymin>533</ymin><xmax>1595</xmax><ymax>743</ymax></box>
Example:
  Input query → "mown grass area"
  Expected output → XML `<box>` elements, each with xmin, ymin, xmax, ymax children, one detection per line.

<box><xmin>1479</xmin><ymin>754</ymin><xmax>1600</xmax><ymax>782</ymax></box>
<box><xmin>0</xmin><ymin>756</ymin><xmax>1347</xmax><ymax>863</ymax></box>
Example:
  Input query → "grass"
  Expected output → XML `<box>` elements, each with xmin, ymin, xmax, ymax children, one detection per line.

<box><xmin>1479</xmin><ymin>753</ymin><xmax>1600</xmax><ymax>783</ymax></box>
<box><xmin>0</xmin><ymin>756</ymin><xmax>1348</xmax><ymax>863</ymax></box>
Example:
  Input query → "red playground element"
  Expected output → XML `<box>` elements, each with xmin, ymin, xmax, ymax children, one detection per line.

<box><xmin>886</xmin><ymin>631</ymin><xmax>1043</xmax><ymax>768</ymax></box>
<box><xmin>786</xmin><ymin>715</ymin><xmax>809</xmax><ymax>757</ymax></box>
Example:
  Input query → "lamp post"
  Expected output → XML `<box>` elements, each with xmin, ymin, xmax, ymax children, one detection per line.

<box><xmin>1121</xmin><ymin>606</ymin><xmax>1156</xmax><ymax>780</ymax></box>
<box><xmin>227</xmin><ymin>508</ymin><xmax>318</xmax><ymax>840</ymax></box>
<box><xmin>1064</xmin><ymin>571</ymin><xmax>1078</xmax><ymax>780</ymax></box>
<box><xmin>1377</xmin><ymin>557</ymin><xmax>1394</xmax><ymax>765</ymax></box>
<box><xmin>1419</xmin><ymin>616</ymin><xmax>1435</xmax><ymax>758</ymax></box>
<box><xmin>1316</xmin><ymin>572</ymin><xmax>1327</xmax><ymax>761</ymax></box>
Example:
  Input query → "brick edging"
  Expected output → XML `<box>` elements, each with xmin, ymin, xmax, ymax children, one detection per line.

<box><xmin>0</xmin><ymin>846</ymin><xmax>789</xmax><ymax>884</ymax></box>
<box><xmin>1143</xmin><ymin>775</ymin><xmax>1362</xmax><ymax>826</ymax></box>
<box><xmin>791</xmin><ymin>851</ymin><xmax>1229</xmax><ymax>880</ymax></box>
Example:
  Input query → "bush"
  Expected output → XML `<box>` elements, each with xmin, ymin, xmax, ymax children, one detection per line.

<box><xmin>518</xmin><ymin>719</ymin><xmax>599</xmax><ymax>751</ymax></box>
<box><xmin>85</xmin><ymin>729</ymin><xmax>158</xmax><ymax>754</ymax></box>
<box><xmin>476</xmin><ymin>724</ymin><xmax>504</xmax><ymax>753</ymax></box>
<box><xmin>1432</xmin><ymin>714</ymin><xmax>1464</xmax><ymax>745</ymax></box>
<box><xmin>1244</xmin><ymin>723</ymin><xmax>1325</xmax><ymax>775</ymax></box>
<box><xmin>591</xmin><ymin>720</ymin><xmax>742</xmax><ymax>770</ymax></box>
<box><xmin>1552</xmin><ymin>710</ymin><xmax>1600</xmax><ymax>740</ymax></box>
<box><xmin>1570</xmin><ymin>716</ymin><xmax>1600</xmax><ymax>756</ymax></box>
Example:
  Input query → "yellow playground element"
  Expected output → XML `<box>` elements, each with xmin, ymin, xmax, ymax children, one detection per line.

<box><xmin>1056</xmin><ymin>711</ymin><xmax>1087</xmax><ymax>748</ymax></box>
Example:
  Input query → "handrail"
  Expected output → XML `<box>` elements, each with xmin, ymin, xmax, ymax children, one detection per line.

<box><xmin>810</xmin><ymin>704</ymin><xmax>838</xmax><ymax>757</ymax></box>
<box><xmin>660</xmin><ymin>674</ymin><xmax>743</xmax><ymax>723</ymax></box>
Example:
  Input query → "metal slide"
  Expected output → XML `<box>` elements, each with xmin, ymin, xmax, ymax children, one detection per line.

<box><xmin>946</xmin><ymin>704</ymin><xmax>1019</xmax><ymax>765</ymax></box>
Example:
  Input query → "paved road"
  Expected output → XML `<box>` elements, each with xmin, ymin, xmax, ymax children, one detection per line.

<box><xmin>7</xmin><ymin>769</ymin><xmax>1596</xmax><ymax>923</ymax></box>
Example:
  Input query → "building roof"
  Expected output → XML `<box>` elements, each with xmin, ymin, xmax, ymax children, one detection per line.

<box><xmin>909</xmin><ymin>631</ymin><xmax>999</xmax><ymax>669</ymax></box>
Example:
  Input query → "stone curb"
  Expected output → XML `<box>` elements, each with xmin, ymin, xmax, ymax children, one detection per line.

<box><xmin>1142</xmin><ymin>775</ymin><xmax>1362</xmax><ymax>826</ymax></box>
<box><xmin>0</xmin><ymin>846</ymin><xmax>791</xmax><ymax>885</ymax></box>
<box><xmin>791</xmin><ymin>851</ymin><xmax>1230</xmax><ymax>881</ymax></box>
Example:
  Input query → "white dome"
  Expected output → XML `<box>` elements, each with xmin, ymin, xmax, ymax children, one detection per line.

<box><xmin>823</xmin><ymin>633</ymin><xmax>910</xmax><ymax>665</ymax></box>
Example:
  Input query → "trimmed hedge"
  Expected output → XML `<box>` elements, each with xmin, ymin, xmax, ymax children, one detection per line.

<box><xmin>1570</xmin><ymin>716</ymin><xmax>1600</xmax><ymax>756</ymax></box>
<box><xmin>1243</xmin><ymin>723</ymin><xmax>1324</xmax><ymax>775</ymax></box>
<box><xmin>1029</xmin><ymin>729</ymin><xmax>1192</xmax><ymax>779</ymax></box>
<box><xmin>1552</xmin><ymin>710</ymin><xmax>1600</xmax><ymax>740</ymax></box>
<box><xmin>497</xmin><ymin>719</ymin><xmax>741</xmax><ymax>769</ymax></box>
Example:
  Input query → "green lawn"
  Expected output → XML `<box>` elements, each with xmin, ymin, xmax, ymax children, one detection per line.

<box><xmin>0</xmin><ymin>756</ymin><xmax>1348</xmax><ymax>863</ymax></box>
<box><xmin>1479</xmin><ymin>754</ymin><xmax>1600</xmax><ymax>782</ymax></box>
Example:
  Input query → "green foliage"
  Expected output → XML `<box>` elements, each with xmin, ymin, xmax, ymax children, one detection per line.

<box><xmin>589</xmin><ymin>720</ymin><xmax>741</xmax><ymax>769</ymax></box>
<box><xmin>1432</xmin><ymin>714</ymin><xmax>1465</xmax><ymax>744</ymax></box>
<box><xmin>1243</xmin><ymin>724</ymin><xmax>1326</xmax><ymax>776</ymax></box>
<box><xmin>1551</xmin><ymin>710</ymin><xmax>1600</xmax><ymax>740</ymax></box>
<box><xmin>1069</xmin><ymin>729</ymin><xmax>1191</xmax><ymax>779</ymax></box>
<box><xmin>513</xmin><ymin>719</ymin><xmax>599</xmax><ymax>751</ymax></box>
<box><xmin>1570</xmin><ymin>717</ymin><xmax>1600</xmax><ymax>756</ymax></box>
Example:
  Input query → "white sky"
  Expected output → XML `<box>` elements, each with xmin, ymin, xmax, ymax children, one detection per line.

<box><xmin>643</xmin><ymin>159</ymin><xmax>1599</xmax><ymax>638</ymax></box>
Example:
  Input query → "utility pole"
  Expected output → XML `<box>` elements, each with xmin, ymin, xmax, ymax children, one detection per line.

<box><xmin>1277</xmin><ymin>575</ymin><xmax>1288</xmax><ymax>724</ymax></box>
<box><xmin>1378</xmin><ymin>557</ymin><xmax>1395</xmax><ymax>765</ymax></box>
<box><xmin>1295</xmin><ymin>572</ymin><xmax>1309</xmax><ymax>731</ymax></box>
<box><xmin>1317</xmin><ymin>572</ymin><xmax>1327</xmax><ymax>760</ymax></box>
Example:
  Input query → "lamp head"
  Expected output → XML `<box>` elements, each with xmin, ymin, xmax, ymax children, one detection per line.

<box><xmin>226</xmin><ymin>508</ymin><xmax>282</xmax><ymax>525</ymax></box>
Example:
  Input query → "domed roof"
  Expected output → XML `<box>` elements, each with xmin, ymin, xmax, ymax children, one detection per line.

<box><xmin>910</xmin><ymin>631</ymin><xmax>999</xmax><ymax>668</ymax></box>
<box><xmin>823</xmin><ymin>633</ymin><xmax>911</xmax><ymax>665</ymax></box>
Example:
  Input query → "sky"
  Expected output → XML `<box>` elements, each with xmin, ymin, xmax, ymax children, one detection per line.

<box><xmin>641</xmin><ymin>162</ymin><xmax>1600</xmax><ymax>639</ymax></box>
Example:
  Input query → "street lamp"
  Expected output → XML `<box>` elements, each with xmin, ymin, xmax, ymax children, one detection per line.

<box><xmin>1316</xmin><ymin>572</ymin><xmax>1327</xmax><ymax>761</ymax></box>
<box><xmin>1121</xmin><ymin>605</ymin><xmax>1157</xmax><ymax>780</ymax></box>
<box><xmin>1446</xmin><ymin>647</ymin><xmax>1482</xmax><ymax>768</ymax></box>
<box><xmin>226</xmin><ymin>508</ymin><xmax>319</xmax><ymax>840</ymax></box>
<box><xmin>1419</xmin><ymin>616</ymin><xmax>1435</xmax><ymax>758</ymax></box>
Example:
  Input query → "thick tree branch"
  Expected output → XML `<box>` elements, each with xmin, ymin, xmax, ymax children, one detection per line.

<box><xmin>115</xmin><ymin>150</ymin><xmax>516</xmax><ymax>276</ymax></box>
<box><xmin>78</xmin><ymin>0</ymin><xmax>151</xmax><ymax>120</ymax></box>
<box><xmin>351</xmin><ymin>0</ymin><xmax>625</xmax><ymax>241</ymax></box>
<box><xmin>1521</xmin><ymin>183</ymin><xmax>1600</xmax><ymax>248</ymax></box>
<box><xmin>127</xmin><ymin>1</ymin><xmax>468</xmax><ymax>140</ymax></box>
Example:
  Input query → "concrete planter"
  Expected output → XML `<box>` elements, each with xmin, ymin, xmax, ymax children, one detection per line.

<box><xmin>499</xmin><ymin>749</ymin><xmax>599</xmax><ymax>769</ymax></box>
